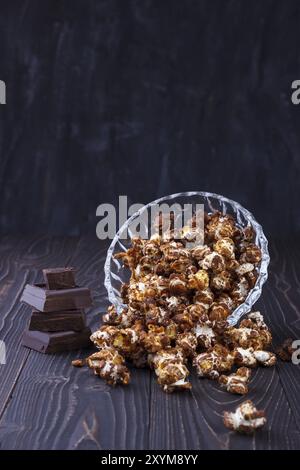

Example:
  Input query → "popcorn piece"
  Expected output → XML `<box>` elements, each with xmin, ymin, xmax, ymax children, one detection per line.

<box><xmin>236</xmin><ymin>263</ymin><xmax>255</xmax><ymax>277</ymax></box>
<box><xmin>243</xmin><ymin>226</ymin><xmax>255</xmax><ymax>242</ymax></box>
<box><xmin>169</xmin><ymin>274</ymin><xmax>188</xmax><ymax>295</ymax></box>
<box><xmin>191</xmin><ymin>245</ymin><xmax>211</xmax><ymax>261</ymax></box>
<box><xmin>224</xmin><ymin>323</ymin><xmax>272</xmax><ymax>351</ymax></box>
<box><xmin>151</xmin><ymin>348</ymin><xmax>191</xmax><ymax>392</ymax></box>
<box><xmin>90</xmin><ymin>325</ymin><xmax>120</xmax><ymax>349</ymax></box>
<box><xmin>145</xmin><ymin>305</ymin><xmax>170</xmax><ymax>326</ymax></box>
<box><xmin>230</xmin><ymin>276</ymin><xmax>250</xmax><ymax>303</ymax></box>
<box><xmin>234</xmin><ymin>346</ymin><xmax>277</xmax><ymax>369</ymax></box>
<box><xmin>185</xmin><ymin>304</ymin><xmax>207</xmax><ymax>322</ymax></box>
<box><xmin>87</xmin><ymin>347</ymin><xmax>130</xmax><ymax>386</ymax></box>
<box><xmin>210</xmin><ymin>271</ymin><xmax>232</xmax><ymax>292</ymax></box>
<box><xmin>90</xmin><ymin>325</ymin><xmax>141</xmax><ymax>356</ymax></box>
<box><xmin>209</xmin><ymin>302</ymin><xmax>230</xmax><ymax>321</ymax></box>
<box><xmin>214</xmin><ymin>238</ymin><xmax>235</xmax><ymax>259</ymax></box>
<box><xmin>102</xmin><ymin>305</ymin><xmax>122</xmax><ymax>325</ymax></box>
<box><xmin>223</xmin><ymin>400</ymin><xmax>266</xmax><ymax>434</ymax></box>
<box><xmin>245</xmin><ymin>270</ymin><xmax>258</xmax><ymax>288</ymax></box>
<box><xmin>72</xmin><ymin>359</ymin><xmax>86</xmax><ymax>367</ymax></box>
<box><xmin>206</xmin><ymin>213</ymin><xmax>239</xmax><ymax>241</ymax></box>
<box><xmin>194</xmin><ymin>318</ymin><xmax>216</xmax><ymax>349</ymax></box>
<box><xmin>247</xmin><ymin>311</ymin><xmax>268</xmax><ymax>329</ymax></box>
<box><xmin>176</xmin><ymin>331</ymin><xmax>198</xmax><ymax>357</ymax></box>
<box><xmin>188</xmin><ymin>269</ymin><xmax>210</xmax><ymax>290</ymax></box>
<box><xmin>253</xmin><ymin>350</ymin><xmax>276</xmax><ymax>367</ymax></box>
<box><xmin>239</xmin><ymin>243</ymin><xmax>262</xmax><ymax>264</ymax></box>
<box><xmin>216</xmin><ymin>293</ymin><xmax>235</xmax><ymax>311</ymax></box>
<box><xmin>193</xmin><ymin>345</ymin><xmax>234</xmax><ymax>379</ymax></box>
<box><xmin>200</xmin><ymin>252</ymin><xmax>225</xmax><ymax>273</ymax></box>
<box><xmin>234</xmin><ymin>347</ymin><xmax>257</xmax><ymax>368</ymax></box>
<box><xmin>276</xmin><ymin>338</ymin><xmax>296</xmax><ymax>362</ymax></box>
<box><xmin>219</xmin><ymin>367</ymin><xmax>252</xmax><ymax>394</ymax></box>
<box><xmin>172</xmin><ymin>310</ymin><xmax>195</xmax><ymax>330</ymax></box>
<box><xmin>140</xmin><ymin>325</ymin><xmax>170</xmax><ymax>353</ymax></box>
<box><xmin>193</xmin><ymin>288</ymin><xmax>215</xmax><ymax>311</ymax></box>
<box><xmin>115</xmin><ymin>237</ymin><xmax>144</xmax><ymax>270</ymax></box>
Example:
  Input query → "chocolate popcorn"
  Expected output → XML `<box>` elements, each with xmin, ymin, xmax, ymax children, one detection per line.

<box><xmin>80</xmin><ymin>211</ymin><xmax>278</xmax><ymax>396</ymax></box>
<box><xmin>176</xmin><ymin>331</ymin><xmax>198</xmax><ymax>358</ymax></box>
<box><xmin>150</xmin><ymin>348</ymin><xmax>191</xmax><ymax>393</ymax></box>
<box><xmin>276</xmin><ymin>338</ymin><xmax>296</xmax><ymax>362</ymax></box>
<box><xmin>234</xmin><ymin>347</ymin><xmax>276</xmax><ymax>368</ymax></box>
<box><xmin>193</xmin><ymin>345</ymin><xmax>234</xmax><ymax>379</ymax></box>
<box><xmin>219</xmin><ymin>367</ymin><xmax>252</xmax><ymax>395</ymax></box>
<box><xmin>223</xmin><ymin>400</ymin><xmax>266</xmax><ymax>434</ymax></box>
<box><xmin>87</xmin><ymin>347</ymin><xmax>130</xmax><ymax>386</ymax></box>
<box><xmin>224</xmin><ymin>312</ymin><xmax>272</xmax><ymax>351</ymax></box>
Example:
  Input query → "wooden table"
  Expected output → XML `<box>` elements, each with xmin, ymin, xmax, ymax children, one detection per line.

<box><xmin>0</xmin><ymin>236</ymin><xmax>299</xmax><ymax>450</ymax></box>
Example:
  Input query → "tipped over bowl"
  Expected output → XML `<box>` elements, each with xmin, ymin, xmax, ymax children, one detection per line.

<box><xmin>104</xmin><ymin>192</ymin><xmax>270</xmax><ymax>326</ymax></box>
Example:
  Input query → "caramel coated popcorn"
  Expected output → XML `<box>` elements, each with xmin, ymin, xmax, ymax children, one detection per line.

<box><xmin>149</xmin><ymin>348</ymin><xmax>191</xmax><ymax>393</ymax></box>
<box><xmin>193</xmin><ymin>345</ymin><xmax>234</xmax><ymax>379</ymax></box>
<box><xmin>223</xmin><ymin>312</ymin><xmax>272</xmax><ymax>351</ymax></box>
<box><xmin>276</xmin><ymin>338</ymin><xmax>296</xmax><ymax>362</ymax></box>
<box><xmin>223</xmin><ymin>400</ymin><xmax>266</xmax><ymax>434</ymax></box>
<box><xmin>219</xmin><ymin>367</ymin><xmax>251</xmax><ymax>394</ymax></box>
<box><xmin>87</xmin><ymin>347</ymin><xmax>130</xmax><ymax>386</ymax></box>
<box><xmin>234</xmin><ymin>347</ymin><xmax>276</xmax><ymax>368</ymax></box>
<box><xmin>80</xmin><ymin>211</ymin><xmax>278</xmax><ymax>398</ymax></box>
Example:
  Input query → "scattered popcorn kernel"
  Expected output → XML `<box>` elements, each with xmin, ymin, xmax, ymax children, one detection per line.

<box><xmin>223</xmin><ymin>400</ymin><xmax>266</xmax><ymax>434</ymax></box>
<box><xmin>219</xmin><ymin>367</ymin><xmax>251</xmax><ymax>395</ymax></box>
<box><xmin>193</xmin><ymin>345</ymin><xmax>234</xmax><ymax>379</ymax></box>
<box><xmin>72</xmin><ymin>359</ymin><xmax>86</xmax><ymax>367</ymax></box>
<box><xmin>276</xmin><ymin>338</ymin><xmax>296</xmax><ymax>362</ymax></box>
<box><xmin>253</xmin><ymin>350</ymin><xmax>276</xmax><ymax>367</ymax></box>
<box><xmin>234</xmin><ymin>347</ymin><xmax>257</xmax><ymax>367</ymax></box>
<box><xmin>87</xmin><ymin>347</ymin><xmax>130</xmax><ymax>386</ymax></box>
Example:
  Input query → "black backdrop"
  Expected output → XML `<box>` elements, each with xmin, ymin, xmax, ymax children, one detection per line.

<box><xmin>0</xmin><ymin>0</ymin><xmax>300</xmax><ymax>237</ymax></box>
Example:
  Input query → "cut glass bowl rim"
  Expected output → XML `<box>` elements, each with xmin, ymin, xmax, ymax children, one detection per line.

<box><xmin>104</xmin><ymin>191</ymin><xmax>270</xmax><ymax>326</ymax></box>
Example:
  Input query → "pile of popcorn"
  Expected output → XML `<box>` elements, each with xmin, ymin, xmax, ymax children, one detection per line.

<box><xmin>83</xmin><ymin>211</ymin><xmax>277</xmax><ymax>398</ymax></box>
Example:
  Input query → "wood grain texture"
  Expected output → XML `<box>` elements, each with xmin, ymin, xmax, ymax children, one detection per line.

<box><xmin>0</xmin><ymin>237</ymin><xmax>300</xmax><ymax>450</ymax></box>
<box><xmin>0</xmin><ymin>237</ymin><xmax>150</xmax><ymax>450</ymax></box>
<box><xmin>0</xmin><ymin>236</ymin><xmax>78</xmax><ymax>418</ymax></box>
<box><xmin>263</xmin><ymin>240</ymin><xmax>300</xmax><ymax>427</ymax></box>
<box><xmin>1</xmin><ymin>1</ymin><xmax>300</xmax><ymax>237</ymax></box>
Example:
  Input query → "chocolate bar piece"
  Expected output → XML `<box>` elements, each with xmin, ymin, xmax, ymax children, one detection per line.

<box><xmin>21</xmin><ymin>283</ymin><xmax>92</xmax><ymax>312</ymax></box>
<box><xmin>28</xmin><ymin>310</ymin><xmax>86</xmax><ymax>332</ymax></box>
<box><xmin>43</xmin><ymin>267</ymin><xmax>76</xmax><ymax>290</ymax></box>
<box><xmin>22</xmin><ymin>327</ymin><xmax>92</xmax><ymax>354</ymax></box>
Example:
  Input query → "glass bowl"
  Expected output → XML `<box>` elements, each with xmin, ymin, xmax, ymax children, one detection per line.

<box><xmin>104</xmin><ymin>191</ymin><xmax>270</xmax><ymax>326</ymax></box>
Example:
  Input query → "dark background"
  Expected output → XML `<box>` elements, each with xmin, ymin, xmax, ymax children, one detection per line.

<box><xmin>0</xmin><ymin>0</ymin><xmax>300</xmax><ymax>237</ymax></box>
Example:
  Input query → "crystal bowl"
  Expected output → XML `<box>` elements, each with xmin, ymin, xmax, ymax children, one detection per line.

<box><xmin>104</xmin><ymin>191</ymin><xmax>270</xmax><ymax>326</ymax></box>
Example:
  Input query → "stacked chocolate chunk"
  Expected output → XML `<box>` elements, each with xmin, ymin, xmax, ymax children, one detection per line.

<box><xmin>21</xmin><ymin>268</ymin><xmax>93</xmax><ymax>353</ymax></box>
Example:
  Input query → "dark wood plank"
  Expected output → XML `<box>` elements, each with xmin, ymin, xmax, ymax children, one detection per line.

<box><xmin>0</xmin><ymin>236</ymin><xmax>78</xmax><ymax>418</ymax></box>
<box><xmin>1</xmin><ymin>237</ymin><xmax>300</xmax><ymax>450</ymax></box>
<box><xmin>0</xmin><ymin>237</ymin><xmax>151</xmax><ymax>450</ymax></box>
<box><xmin>149</xmin><ymin>239</ymin><xmax>300</xmax><ymax>450</ymax></box>
<box><xmin>149</xmin><ymin>356</ymin><xmax>300</xmax><ymax>450</ymax></box>
<box><xmin>262</xmin><ymin>240</ymin><xmax>300</xmax><ymax>427</ymax></box>
<box><xmin>0</xmin><ymin>349</ymin><xmax>150</xmax><ymax>450</ymax></box>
